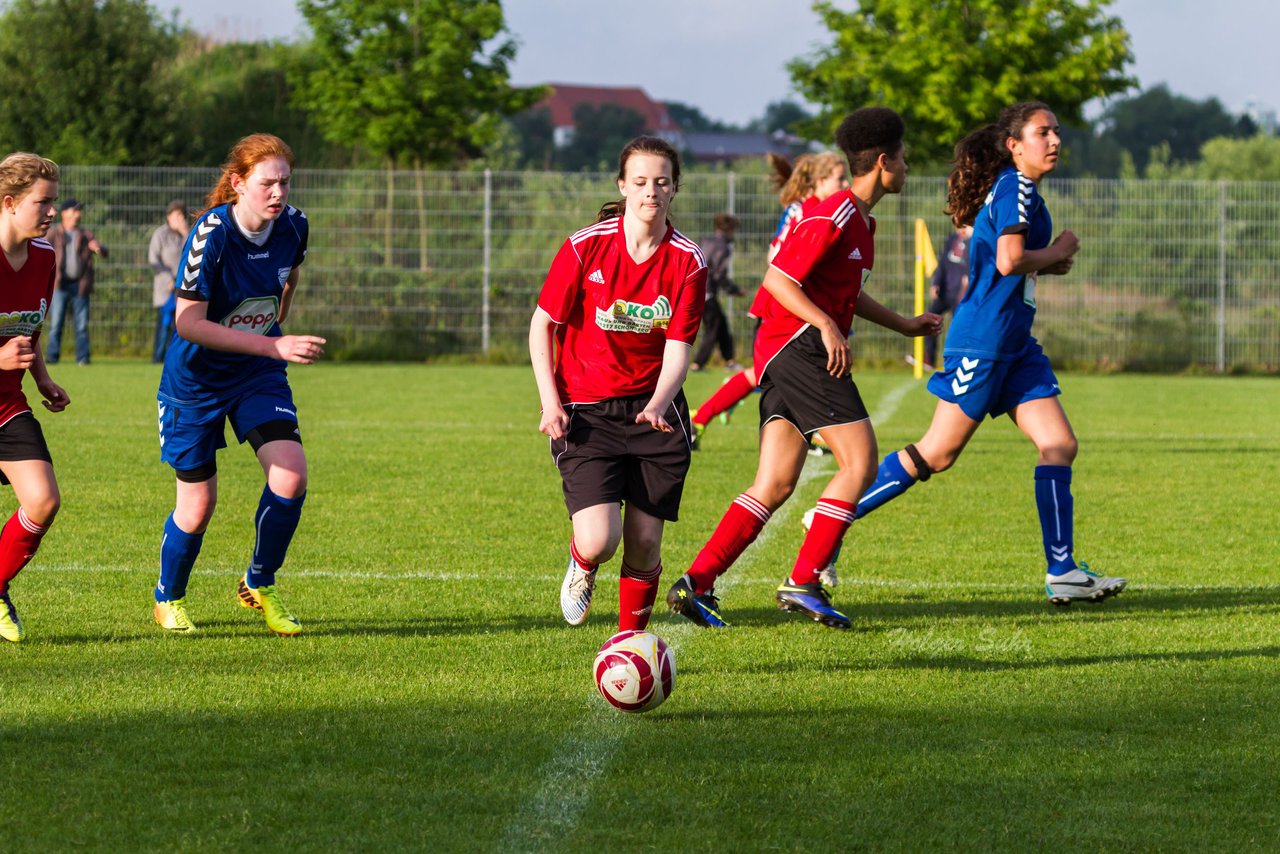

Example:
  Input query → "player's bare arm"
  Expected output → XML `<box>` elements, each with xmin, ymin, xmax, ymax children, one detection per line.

<box><xmin>997</xmin><ymin>229</ymin><xmax>1077</xmax><ymax>277</ymax></box>
<box><xmin>27</xmin><ymin>344</ymin><xmax>68</xmax><ymax>412</ymax></box>
<box><xmin>529</xmin><ymin>307</ymin><xmax>569</xmax><ymax>440</ymax></box>
<box><xmin>637</xmin><ymin>340</ymin><xmax>691</xmax><ymax>433</ymax></box>
<box><xmin>175</xmin><ymin>298</ymin><xmax>325</xmax><ymax>364</ymax></box>
<box><xmin>278</xmin><ymin>266</ymin><xmax>300</xmax><ymax>323</ymax></box>
<box><xmin>760</xmin><ymin>265</ymin><xmax>849</xmax><ymax>376</ymax></box>
<box><xmin>854</xmin><ymin>292</ymin><xmax>942</xmax><ymax>337</ymax></box>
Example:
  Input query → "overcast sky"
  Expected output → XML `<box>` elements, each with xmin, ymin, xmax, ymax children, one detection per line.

<box><xmin>159</xmin><ymin>0</ymin><xmax>1280</xmax><ymax>126</ymax></box>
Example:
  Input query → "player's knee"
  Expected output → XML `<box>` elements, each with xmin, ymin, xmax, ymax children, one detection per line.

<box><xmin>752</xmin><ymin>479</ymin><xmax>794</xmax><ymax>510</ymax></box>
<box><xmin>24</xmin><ymin>491</ymin><xmax>60</xmax><ymax>527</ymax></box>
<box><xmin>1039</xmin><ymin>436</ymin><xmax>1078</xmax><ymax>466</ymax></box>
<box><xmin>174</xmin><ymin>497</ymin><xmax>216</xmax><ymax>533</ymax></box>
<box><xmin>574</xmin><ymin>533</ymin><xmax>618</xmax><ymax>566</ymax></box>
<box><xmin>268</xmin><ymin>468</ymin><xmax>308</xmax><ymax>499</ymax></box>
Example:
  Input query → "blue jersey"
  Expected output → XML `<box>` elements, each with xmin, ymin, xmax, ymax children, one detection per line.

<box><xmin>945</xmin><ymin>166</ymin><xmax>1051</xmax><ymax>360</ymax></box>
<box><xmin>159</xmin><ymin>203</ymin><xmax>308</xmax><ymax>400</ymax></box>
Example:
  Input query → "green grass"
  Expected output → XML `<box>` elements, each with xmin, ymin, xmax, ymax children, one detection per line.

<box><xmin>2</xmin><ymin>363</ymin><xmax>1278</xmax><ymax>851</ymax></box>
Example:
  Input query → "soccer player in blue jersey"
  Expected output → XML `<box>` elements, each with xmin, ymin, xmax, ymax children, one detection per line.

<box><xmin>854</xmin><ymin>101</ymin><xmax>1126</xmax><ymax>605</ymax></box>
<box><xmin>152</xmin><ymin>133</ymin><xmax>325</xmax><ymax>635</ymax></box>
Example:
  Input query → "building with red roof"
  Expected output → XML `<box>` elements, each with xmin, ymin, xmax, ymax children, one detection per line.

<box><xmin>537</xmin><ymin>83</ymin><xmax>683</xmax><ymax>148</ymax></box>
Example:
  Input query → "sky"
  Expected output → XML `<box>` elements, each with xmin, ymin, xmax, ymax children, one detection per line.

<box><xmin>159</xmin><ymin>0</ymin><xmax>1280</xmax><ymax>126</ymax></box>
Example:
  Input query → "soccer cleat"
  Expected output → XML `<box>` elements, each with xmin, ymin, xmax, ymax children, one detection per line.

<box><xmin>692</xmin><ymin>419</ymin><xmax>706</xmax><ymax>450</ymax></box>
<box><xmin>154</xmin><ymin>598</ymin><xmax>197</xmax><ymax>632</ymax></box>
<box><xmin>666</xmin><ymin>574</ymin><xmax>729</xmax><ymax>628</ymax></box>
<box><xmin>1045</xmin><ymin>562</ymin><xmax>1127</xmax><ymax>606</ymax></box>
<box><xmin>807</xmin><ymin>433</ymin><xmax>831</xmax><ymax>457</ymax></box>
<box><xmin>236</xmin><ymin>576</ymin><xmax>302</xmax><ymax>636</ymax></box>
<box><xmin>775</xmin><ymin>579</ymin><xmax>851</xmax><ymax>629</ymax></box>
<box><xmin>560</xmin><ymin>557</ymin><xmax>596</xmax><ymax>626</ymax></box>
<box><xmin>0</xmin><ymin>592</ymin><xmax>24</xmax><ymax>642</ymax></box>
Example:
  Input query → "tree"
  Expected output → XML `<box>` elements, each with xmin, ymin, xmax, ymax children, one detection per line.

<box><xmin>664</xmin><ymin>101</ymin><xmax>732</xmax><ymax>133</ymax></box>
<box><xmin>1098</xmin><ymin>84</ymin><xmax>1256</xmax><ymax>174</ymax></box>
<box><xmin>294</xmin><ymin>0</ymin><xmax>542</xmax><ymax>266</ymax></box>
<box><xmin>751</xmin><ymin>100</ymin><xmax>812</xmax><ymax>135</ymax></box>
<box><xmin>557</xmin><ymin>104</ymin><xmax>647</xmax><ymax>172</ymax></box>
<box><xmin>0</xmin><ymin>0</ymin><xmax>184</xmax><ymax>164</ymax></box>
<box><xmin>507</xmin><ymin>107</ymin><xmax>556</xmax><ymax>169</ymax></box>
<box><xmin>789</xmin><ymin>0</ymin><xmax>1135</xmax><ymax>164</ymax></box>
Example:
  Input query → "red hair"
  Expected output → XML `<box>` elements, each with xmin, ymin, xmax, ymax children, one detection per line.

<box><xmin>202</xmin><ymin>133</ymin><xmax>295</xmax><ymax>215</ymax></box>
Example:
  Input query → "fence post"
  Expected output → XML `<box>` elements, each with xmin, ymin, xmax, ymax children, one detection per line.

<box><xmin>1217</xmin><ymin>180</ymin><xmax>1226</xmax><ymax>373</ymax></box>
<box><xmin>483</xmin><ymin>169</ymin><xmax>492</xmax><ymax>357</ymax></box>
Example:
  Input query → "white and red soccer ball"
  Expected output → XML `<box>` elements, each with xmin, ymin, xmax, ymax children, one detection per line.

<box><xmin>593</xmin><ymin>630</ymin><xmax>675</xmax><ymax>713</ymax></box>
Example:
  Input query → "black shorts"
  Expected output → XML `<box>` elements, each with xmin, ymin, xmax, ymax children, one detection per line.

<box><xmin>758</xmin><ymin>326</ymin><xmax>869</xmax><ymax>436</ymax></box>
<box><xmin>0</xmin><ymin>412</ymin><xmax>53</xmax><ymax>485</ymax></box>
<box><xmin>550</xmin><ymin>391</ymin><xmax>693</xmax><ymax>522</ymax></box>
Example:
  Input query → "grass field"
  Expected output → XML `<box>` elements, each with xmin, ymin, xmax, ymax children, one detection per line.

<box><xmin>2</xmin><ymin>362</ymin><xmax>1278</xmax><ymax>851</ymax></box>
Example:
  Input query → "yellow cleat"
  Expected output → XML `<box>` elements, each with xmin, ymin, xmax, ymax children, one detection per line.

<box><xmin>1</xmin><ymin>592</ymin><xmax>25</xmax><ymax>642</ymax></box>
<box><xmin>154</xmin><ymin>597</ymin><xmax>197</xmax><ymax>632</ymax></box>
<box><xmin>236</xmin><ymin>576</ymin><xmax>301</xmax><ymax>636</ymax></box>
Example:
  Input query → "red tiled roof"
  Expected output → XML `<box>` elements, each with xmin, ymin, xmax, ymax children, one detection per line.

<box><xmin>537</xmin><ymin>83</ymin><xmax>681</xmax><ymax>133</ymax></box>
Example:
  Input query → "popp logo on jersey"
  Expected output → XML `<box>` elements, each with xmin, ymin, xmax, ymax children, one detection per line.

<box><xmin>221</xmin><ymin>296</ymin><xmax>281</xmax><ymax>335</ymax></box>
<box><xmin>595</xmin><ymin>295</ymin><xmax>672</xmax><ymax>333</ymax></box>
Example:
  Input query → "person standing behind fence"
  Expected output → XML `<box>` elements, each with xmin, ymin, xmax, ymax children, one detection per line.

<box><xmin>690</xmin><ymin>213</ymin><xmax>741</xmax><ymax>372</ymax></box>
<box><xmin>0</xmin><ymin>152</ymin><xmax>72</xmax><ymax>643</ymax></box>
<box><xmin>153</xmin><ymin>133</ymin><xmax>325</xmax><ymax>636</ymax></box>
<box><xmin>148</xmin><ymin>199</ymin><xmax>189</xmax><ymax>363</ymax></box>
<box><xmin>854</xmin><ymin>101</ymin><xmax>1127</xmax><ymax>606</ymax></box>
<box><xmin>45</xmin><ymin>199</ymin><xmax>108</xmax><ymax>365</ymax></box>
<box><xmin>530</xmin><ymin>135</ymin><xmax>706</xmax><ymax>633</ymax></box>
<box><xmin>918</xmin><ymin>223</ymin><xmax>971</xmax><ymax>370</ymax></box>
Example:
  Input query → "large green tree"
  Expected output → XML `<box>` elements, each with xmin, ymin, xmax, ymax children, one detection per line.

<box><xmin>0</xmin><ymin>0</ymin><xmax>184</xmax><ymax>164</ymax></box>
<box><xmin>789</xmin><ymin>0</ymin><xmax>1135</xmax><ymax>163</ymax></box>
<box><xmin>294</xmin><ymin>0</ymin><xmax>540</xmax><ymax>266</ymax></box>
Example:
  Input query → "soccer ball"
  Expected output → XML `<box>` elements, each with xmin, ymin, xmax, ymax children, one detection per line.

<box><xmin>593</xmin><ymin>630</ymin><xmax>676</xmax><ymax>713</ymax></box>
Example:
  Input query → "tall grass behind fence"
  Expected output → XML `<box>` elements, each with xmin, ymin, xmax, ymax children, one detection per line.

<box><xmin>63</xmin><ymin>166</ymin><xmax>1279</xmax><ymax>371</ymax></box>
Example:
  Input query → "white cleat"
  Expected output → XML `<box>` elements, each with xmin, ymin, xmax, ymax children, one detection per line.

<box><xmin>560</xmin><ymin>557</ymin><xmax>597</xmax><ymax>626</ymax></box>
<box><xmin>1045</xmin><ymin>563</ymin><xmax>1126</xmax><ymax>606</ymax></box>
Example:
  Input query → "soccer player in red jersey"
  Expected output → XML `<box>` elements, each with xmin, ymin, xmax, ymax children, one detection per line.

<box><xmin>0</xmin><ymin>152</ymin><xmax>71</xmax><ymax>643</ymax></box>
<box><xmin>691</xmin><ymin>151</ymin><xmax>848</xmax><ymax>448</ymax></box>
<box><xmin>667</xmin><ymin>108</ymin><xmax>941</xmax><ymax>630</ymax></box>
<box><xmin>530</xmin><ymin>136</ymin><xmax>707</xmax><ymax>632</ymax></box>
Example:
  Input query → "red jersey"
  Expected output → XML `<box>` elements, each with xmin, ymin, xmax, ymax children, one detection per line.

<box><xmin>538</xmin><ymin>214</ymin><xmax>707</xmax><ymax>403</ymax></box>
<box><xmin>750</xmin><ymin>196</ymin><xmax>822</xmax><ymax>319</ymax></box>
<box><xmin>0</xmin><ymin>238</ymin><xmax>54</xmax><ymax>426</ymax></box>
<box><xmin>753</xmin><ymin>190</ymin><xmax>876</xmax><ymax>377</ymax></box>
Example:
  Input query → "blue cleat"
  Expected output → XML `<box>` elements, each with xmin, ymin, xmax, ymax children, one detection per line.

<box><xmin>666</xmin><ymin>574</ymin><xmax>729</xmax><ymax>628</ymax></box>
<box><xmin>775</xmin><ymin>579</ymin><xmax>850</xmax><ymax>629</ymax></box>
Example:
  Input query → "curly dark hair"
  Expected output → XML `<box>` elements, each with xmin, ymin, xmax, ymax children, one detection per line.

<box><xmin>945</xmin><ymin>101</ymin><xmax>1052</xmax><ymax>227</ymax></box>
<box><xmin>596</xmin><ymin>136</ymin><xmax>683</xmax><ymax>223</ymax></box>
<box><xmin>835</xmin><ymin>107</ymin><xmax>905</xmax><ymax>176</ymax></box>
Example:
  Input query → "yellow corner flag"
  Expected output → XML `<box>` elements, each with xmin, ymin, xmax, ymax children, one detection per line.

<box><xmin>912</xmin><ymin>219</ymin><xmax>938</xmax><ymax>379</ymax></box>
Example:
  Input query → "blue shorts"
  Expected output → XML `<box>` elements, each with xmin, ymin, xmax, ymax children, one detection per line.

<box><xmin>927</xmin><ymin>339</ymin><xmax>1060</xmax><ymax>421</ymax></box>
<box><xmin>158</xmin><ymin>378</ymin><xmax>299</xmax><ymax>471</ymax></box>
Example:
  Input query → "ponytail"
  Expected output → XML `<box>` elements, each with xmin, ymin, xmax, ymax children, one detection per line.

<box><xmin>946</xmin><ymin>100</ymin><xmax>1051</xmax><ymax>227</ymax></box>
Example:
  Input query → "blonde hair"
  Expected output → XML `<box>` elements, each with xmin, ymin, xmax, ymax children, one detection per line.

<box><xmin>203</xmin><ymin>133</ymin><xmax>295</xmax><ymax>215</ymax></box>
<box><xmin>0</xmin><ymin>152</ymin><xmax>59</xmax><ymax>206</ymax></box>
<box><xmin>776</xmin><ymin>151</ymin><xmax>844</xmax><ymax>206</ymax></box>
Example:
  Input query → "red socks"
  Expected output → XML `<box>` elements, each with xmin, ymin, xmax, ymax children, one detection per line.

<box><xmin>790</xmin><ymin>499</ymin><xmax>854</xmax><ymax>585</ymax></box>
<box><xmin>619</xmin><ymin>561</ymin><xmax>662</xmax><ymax>630</ymax></box>
<box><xmin>693</xmin><ymin>371</ymin><xmax>756</xmax><ymax>426</ymax></box>
<box><xmin>686</xmin><ymin>493</ymin><xmax>771</xmax><ymax>592</ymax></box>
<box><xmin>570</xmin><ymin>538</ymin><xmax>599</xmax><ymax>573</ymax></box>
<box><xmin>0</xmin><ymin>508</ymin><xmax>48</xmax><ymax>594</ymax></box>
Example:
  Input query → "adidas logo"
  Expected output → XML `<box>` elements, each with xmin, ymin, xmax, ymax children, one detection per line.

<box><xmin>848</xmin><ymin>248</ymin><xmax>862</xmax><ymax>260</ymax></box>
<box><xmin>588</xmin><ymin>269</ymin><xmax>605</xmax><ymax>284</ymax></box>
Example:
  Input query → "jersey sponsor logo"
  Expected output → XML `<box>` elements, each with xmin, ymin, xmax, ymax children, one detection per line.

<box><xmin>595</xmin><ymin>295</ymin><xmax>672</xmax><ymax>333</ymax></box>
<box><xmin>221</xmin><ymin>295</ymin><xmax>280</xmax><ymax>335</ymax></box>
<box><xmin>588</xmin><ymin>269</ymin><xmax>605</xmax><ymax>284</ymax></box>
<box><xmin>952</xmin><ymin>356</ymin><xmax>979</xmax><ymax>395</ymax></box>
<box><xmin>0</xmin><ymin>297</ymin><xmax>47</xmax><ymax>337</ymax></box>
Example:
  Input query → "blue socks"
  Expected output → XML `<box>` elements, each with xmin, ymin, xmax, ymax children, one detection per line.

<box><xmin>247</xmin><ymin>487</ymin><xmax>306</xmax><ymax>588</ymax></box>
<box><xmin>1035</xmin><ymin>465</ymin><xmax>1076</xmax><ymax>575</ymax></box>
<box><xmin>156</xmin><ymin>513</ymin><xmax>204</xmax><ymax>602</ymax></box>
<box><xmin>855</xmin><ymin>451</ymin><xmax>916</xmax><ymax>520</ymax></box>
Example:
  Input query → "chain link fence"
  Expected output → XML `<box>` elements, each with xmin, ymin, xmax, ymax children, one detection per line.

<box><xmin>64</xmin><ymin>166</ymin><xmax>1280</xmax><ymax>372</ymax></box>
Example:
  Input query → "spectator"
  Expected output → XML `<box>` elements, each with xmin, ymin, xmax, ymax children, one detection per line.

<box><xmin>148</xmin><ymin>199</ymin><xmax>189</xmax><ymax>363</ymax></box>
<box><xmin>690</xmin><ymin>213</ymin><xmax>741</xmax><ymax>371</ymax></box>
<box><xmin>45</xmin><ymin>199</ymin><xmax>108</xmax><ymax>365</ymax></box>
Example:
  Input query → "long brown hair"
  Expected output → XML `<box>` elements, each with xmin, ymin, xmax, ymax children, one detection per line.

<box><xmin>776</xmin><ymin>151</ymin><xmax>844</xmax><ymax>206</ymax></box>
<box><xmin>0</xmin><ymin>152</ymin><xmax>59</xmax><ymax>208</ymax></box>
<box><xmin>945</xmin><ymin>101</ymin><xmax>1051</xmax><ymax>227</ymax></box>
<box><xmin>595</xmin><ymin>135</ymin><xmax>682</xmax><ymax>223</ymax></box>
<box><xmin>202</xmin><ymin>133</ymin><xmax>295</xmax><ymax>216</ymax></box>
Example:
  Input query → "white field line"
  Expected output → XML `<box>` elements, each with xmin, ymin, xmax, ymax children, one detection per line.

<box><xmin>495</xmin><ymin>378</ymin><xmax>916</xmax><ymax>851</ymax></box>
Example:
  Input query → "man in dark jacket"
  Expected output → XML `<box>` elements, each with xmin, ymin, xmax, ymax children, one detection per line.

<box><xmin>45</xmin><ymin>199</ymin><xmax>108</xmax><ymax>365</ymax></box>
<box><xmin>691</xmin><ymin>213</ymin><xmax>742</xmax><ymax>372</ymax></box>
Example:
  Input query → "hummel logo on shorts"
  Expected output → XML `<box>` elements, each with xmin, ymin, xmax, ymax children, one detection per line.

<box><xmin>588</xmin><ymin>269</ymin><xmax>606</xmax><ymax>284</ymax></box>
